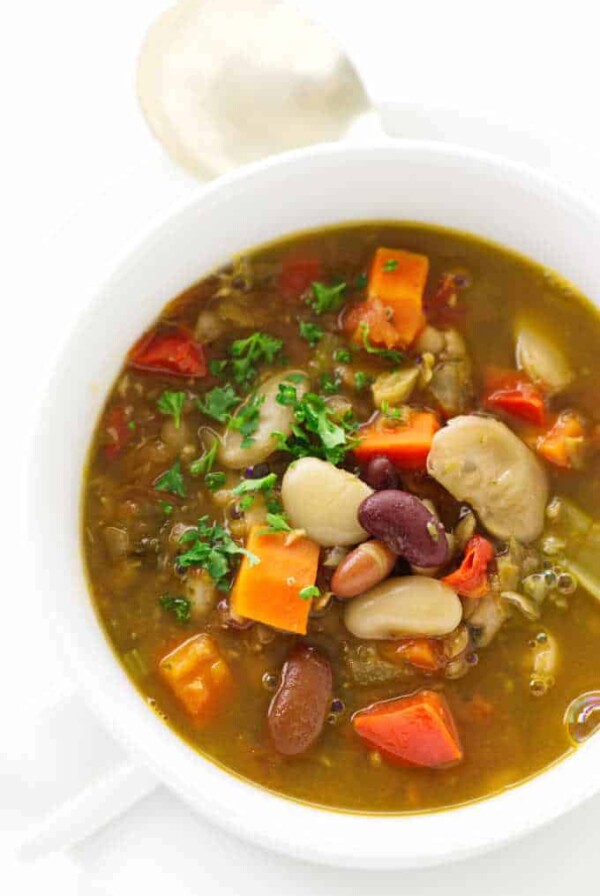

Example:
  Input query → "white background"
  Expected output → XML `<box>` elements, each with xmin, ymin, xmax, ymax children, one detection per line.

<box><xmin>4</xmin><ymin>0</ymin><xmax>600</xmax><ymax>892</ymax></box>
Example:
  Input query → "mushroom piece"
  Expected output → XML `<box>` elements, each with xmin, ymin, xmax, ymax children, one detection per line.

<box><xmin>219</xmin><ymin>370</ymin><xmax>308</xmax><ymax>469</ymax></box>
<box><xmin>427</xmin><ymin>415</ymin><xmax>548</xmax><ymax>543</ymax></box>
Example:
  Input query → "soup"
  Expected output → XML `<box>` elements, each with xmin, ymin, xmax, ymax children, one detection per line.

<box><xmin>82</xmin><ymin>222</ymin><xmax>600</xmax><ymax>813</ymax></box>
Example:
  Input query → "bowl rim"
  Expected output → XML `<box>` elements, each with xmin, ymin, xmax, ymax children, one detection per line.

<box><xmin>30</xmin><ymin>137</ymin><xmax>600</xmax><ymax>869</ymax></box>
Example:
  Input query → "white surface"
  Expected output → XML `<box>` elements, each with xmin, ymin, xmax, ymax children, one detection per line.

<box><xmin>4</xmin><ymin>0</ymin><xmax>600</xmax><ymax>892</ymax></box>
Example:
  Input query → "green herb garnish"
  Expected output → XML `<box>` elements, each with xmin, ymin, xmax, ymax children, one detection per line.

<box><xmin>157</xmin><ymin>390</ymin><xmax>186</xmax><ymax>429</ymax></box>
<box><xmin>382</xmin><ymin>258</ymin><xmax>399</xmax><ymax>272</ymax></box>
<box><xmin>333</xmin><ymin>347</ymin><xmax>352</xmax><ymax>364</ymax></box>
<box><xmin>177</xmin><ymin>516</ymin><xmax>258</xmax><ymax>590</ymax></box>
<box><xmin>159</xmin><ymin>500</ymin><xmax>174</xmax><ymax>515</ymax></box>
<box><xmin>299</xmin><ymin>320</ymin><xmax>324</xmax><ymax>347</ymax></box>
<box><xmin>233</xmin><ymin>473</ymin><xmax>277</xmax><ymax>497</ymax></box>
<box><xmin>229</xmin><ymin>332</ymin><xmax>283</xmax><ymax>390</ymax></box>
<box><xmin>380</xmin><ymin>400</ymin><xmax>408</xmax><ymax>421</ymax></box>
<box><xmin>228</xmin><ymin>393</ymin><xmax>265</xmax><ymax>447</ymax></box>
<box><xmin>196</xmin><ymin>384</ymin><xmax>240</xmax><ymax>423</ymax></box>
<box><xmin>155</xmin><ymin>460</ymin><xmax>186</xmax><ymax>497</ymax></box>
<box><xmin>356</xmin><ymin>272</ymin><xmax>368</xmax><ymax>288</ymax></box>
<box><xmin>273</xmin><ymin>384</ymin><xmax>357</xmax><ymax>465</ymax></box>
<box><xmin>127</xmin><ymin>420</ymin><xmax>137</xmax><ymax>431</ymax></box>
<box><xmin>320</xmin><ymin>372</ymin><xmax>341</xmax><ymax>396</ymax></box>
<box><xmin>209</xmin><ymin>359</ymin><xmax>229</xmax><ymax>376</ymax></box>
<box><xmin>205</xmin><ymin>471</ymin><xmax>227</xmax><ymax>491</ymax></box>
<box><xmin>299</xmin><ymin>585</ymin><xmax>320</xmax><ymax>601</ymax></box>
<box><xmin>359</xmin><ymin>322</ymin><xmax>403</xmax><ymax>365</ymax></box>
<box><xmin>263</xmin><ymin>512</ymin><xmax>293</xmax><ymax>534</ymax></box>
<box><xmin>190</xmin><ymin>441</ymin><xmax>218</xmax><ymax>476</ymax></box>
<box><xmin>159</xmin><ymin>594</ymin><xmax>192</xmax><ymax>624</ymax></box>
<box><xmin>308</xmin><ymin>281</ymin><xmax>347</xmax><ymax>315</ymax></box>
<box><xmin>354</xmin><ymin>371</ymin><xmax>374</xmax><ymax>392</ymax></box>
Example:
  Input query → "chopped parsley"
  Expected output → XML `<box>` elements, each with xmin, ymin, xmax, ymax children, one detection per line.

<box><xmin>382</xmin><ymin>258</ymin><xmax>399</xmax><ymax>272</ymax></box>
<box><xmin>155</xmin><ymin>460</ymin><xmax>186</xmax><ymax>497</ymax></box>
<box><xmin>196</xmin><ymin>384</ymin><xmax>240</xmax><ymax>423</ymax></box>
<box><xmin>333</xmin><ymin>347</ymin><xmax>352</xmax><ymax>364</ymax></box>
<box><xmin>262</xmin><ymin>512</ymin><xmax>293</xmax><ymax>534</ymax></box>
<box><xmin>157</xmin><ymin>390</ymin><xmax>186</xmax><ymax>429</ymax></box>
<box><xmin>159</xmin><ymin>500</ymin><xmax>174</xmax><ymax>515</ymax></box>
<box><xmin>205</xmin><ymin>471</ymin><xmax>226</xmax><ymax>491</ymax></box>
<box><xmin>359</xmin><ymin>322</ymin><xmax>403</xmax><ymax>365</ymax></box>
<box><xmin>177</xmin><ymin>516</ymin><xmax>258</xmax><ymax>590</ymax></box>
<box><xmin>159</xmin><ymin>594</ymin><xmax>191</xmax><ymax>624</ymax></box>
<box><xmin>233</xmin><ymin>473</ymin><xmax>277</xmax><ymax>497</ymax></box>
<box><xmin>273</xmin><ymin>384</ymin><xmax>357</xmax><ymax>466</ymax></box>
<box><xmin>209</xmin><ymin>358</ymin><xmax>228</xmax><ymax>376</ymax></box>
<box><xmin>355</xmin><ymin>272</ymin><xmax>368</xmax><ymax>289</ymax></box>
<box><xmin>380</xmin><ymin>400</ymin><xmax>407</xmax><ymax>421</ymax></box>
<box><xmin>354</xmin><ymin>371</ymin><xmax>374</xmax><ymax>392</ymax></box>
<box><xmin>299</xmin><ymin>320</ymin><xmax>324</xmax><ymax>347</ymax></box>
<box><xmin>189</xmin><ymin>441</ymin><xmax>218</xmax><ymax>476</ymax></box>
<box><xmin>127</xmin><ymin>420</ymin><xmax>137</xmax><ymax>431</ymax></box>
<box><xmin>308</xmin><ymin>281</ymin><xmax>347</xmax><ymax>315</ymax></box>
<box><xmin>228</xmin><ymin>393</ymin><xmax>265</xmax><ymax>447</ymax></box>
<box><xmin>299</xmin><ymin>585</ymin><xmax>320</xmax><ymax>601</ymax></box>
<box><xmin>229</xmin><ymin>332</ymin><xmax>283</xmax><ymax>390</ymax></box>
<box><xmin>320</xmin><ymin>372</ymin><xmax>341</xmax><ymax>395</ymax></box>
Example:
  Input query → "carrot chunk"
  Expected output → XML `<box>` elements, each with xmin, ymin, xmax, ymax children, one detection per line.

<box><xmin>354</xmin><ymin>409</ymin><xmax>440</xmax><ymax>470</ymax></box>
<box><xmin>379</xmin><ymin>638</ymin><xmax>446</xmax><ymax>672</ymax></box>
<box><xmin>442</xmin><ymin>535</ymin><xmax>495</xmax><ymax>598</ymax></box>
<box><xmin>353</xmin><ymin>690</ymin><xmax>463</xmax><ymax>768</ymax></box>
<box><xmin>482</xmin><ymin>367</ymin><xmax>546</xmax><ymax>425</ymax></box>
<box><xmin>346</xmin><ymin>248</ymin><xmax>429</xmax><ymax>349</ymax></box>
<box><xmin>159</xmin><ymin>634</ymin><xmax>234</xmax><ymax>722</ymax></box>
<box><xmin>230</xmin><ymin>526</ymin><xmax>320</xmax><ymax>634</ymax></box>
<box><xmin>536</xmin><ymin>411</ymin><xmax>587</xmax><ymax>469</ymax></box>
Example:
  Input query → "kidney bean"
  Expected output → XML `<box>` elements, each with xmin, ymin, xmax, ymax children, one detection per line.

<box><xmin>331</xmin><ymin>540</ymin><xmax>397</xmax><ymax>598</ymax></box>
<box><xmin>361</xmin><ymin>455</ymin><xmax>399</xmax><ymax>491</ymax></box>
<box><xmin>267</xmin><ymin>645</ymin><xmax>332</xmax><ymax>756</ymax></box>
<box><xmin>358</xmin><ymin>490</ymin><xmax>450</xmax><ymax>568</ymax></box>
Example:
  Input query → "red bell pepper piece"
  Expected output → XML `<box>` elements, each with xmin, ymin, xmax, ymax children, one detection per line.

<box><xmin>353</xmin><ymin>690</ymin><xmax>463</xmax><ymax>768</ymax></box>
<box><xmin>482</xmin><ymin>368</ymin><xmax>546</xmax><ymax>425</ymax></box>
<box><xmin>129</xmin><ymin>328</ymin><xmax>207</xmax><ymax>377</ymax></box>
<box><xmin>276</xmin><ymin>255</ymin><xmax>322</xmax><ymax>300</ymax></box>
<box><xmin>103</xmin><ymin>405</ymin><xmax>132</xmax><ymax>460</ymax></box>
<box><xmin>443</xmin><ymin>535</ymin><xmax>495</xmax><ymax>598</ymax></box>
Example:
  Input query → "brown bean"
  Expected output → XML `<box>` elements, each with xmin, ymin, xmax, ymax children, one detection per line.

<box><xmin>267</xmin><ymin>645</ymin><xmax>332</xmax><ymax>756</ymax></box>
<box><xmin>361</xmin><ymin>455</ymin><xmax>399</xmax><ymax>491</ymax></box>
<box><xmin>331</xmin><ymin>540</ymin><xmax>397</xmax><ymax>598</ymax></box>
<box><xmin>358</xmin><ymin>490</ymin><xmax>450</xmax><ymax>568</ymax></box>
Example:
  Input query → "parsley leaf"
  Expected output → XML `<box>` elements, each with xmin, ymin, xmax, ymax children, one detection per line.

<box><xmin>359</xmin><ymin>322</ymin><xmax>403</xmax><ymax>365</ymax></box>
<box><xmin>190</xmin><ymin>441</ymin><xmax>218</xmax><ymax>476</ymax></box>
<box><xmin>233</xmin><ymin>473</ymin><xmax>277</xmax><ymax>497</ymax></box>
<box><xmin>380</xmin><ymin>401</ymin><xmax>408</xmax><ymax>422</ymax></box>
<box><xmin>262</xmin><ymin>512</ymin><xmax>293</xmax><ymax>534</ymax></box>
<box><xmin>228</xmin><ymin>393</ymin><xmax>265</xmax><ymax>447</ymax></box>
<box><xmin>354</xmin><ymin>371</ymin><xmax>374</xmax><ymax>392</ymax></box>
<box><xmin>229</xmin><ymin>332</ymin><xmax>283</xmax><ymax>390</ymax></box>
<box><xmin>299</xmin><ymin>320</ymin><xmax>324</xmax><ymax>347</ymax></box>
<box><xmin>205</xmin><ymin>471</ymin><xmax>226</xmax><ymax>491</ymax></box>
<box><xmin>159</xmin><ymin>500</ymin><xmax>174</xmax><ymax>515</ymax></box>
<box><xmin>333</xmin><ymin>347</ymin><xmax>352</xmax><ymax>364</ymax></box>
<box><xmin>382</xmin><ymin>258</ymin><xmax>399</xmax><ymax>272</ymax></box>
<box><xmin>299</xmin><ymin>585</ymin><xmax>320</xmax><ymax>601</ymax></box>
<box><xmin>209</xmin><ymin>358</ymin><xmax>228</xmax><ymax>376</ymax></box>
<box><xmin>155</xmin><ymin>460</ymin><xmax>186</xmax><ymax>497</ymax></box>
<box><xmin>308</xmin><ymin>281</ymin><xmax>347</xmax><ymax>315</ymax></box>
<box><xmin>196</xmin><ymin>384</ymin><xmax>240</xmax><ymax>423</ymax></box>
<box><xmin>355</xmin><ymin>272</ymin><xmax>368</xmax><ymax>289</ymax></box>
<box><xmin>320</xmin><ymin>372</ymin><xmax>341</xmax><ymax>395</ymax></box>
<box><xmin>127</xmin><ymin>420</ymin><xmax>137</xmax><ymax>431</ymax></box>
<box><xmin>157</xmin><ymin>390</ymin><xmax>186</xmax><ymax>429</ymax></box>
<box><xmin>274</xmin><ymin>385</ymin><xmax>357</xmax><ymax>465</ymax></box>
<box><xmin>177</xmin><ymin>516</ymin><xmax>258</xmax><ymax>589</ymax></box>
<box><xmin>159</xmin><ymin>594</ymin><xmax>191</xmax><ymax>624</ymax></box>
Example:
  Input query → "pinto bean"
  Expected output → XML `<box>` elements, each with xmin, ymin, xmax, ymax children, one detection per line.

<box><xmin>358</xmin><ymin>490</ymin><xmax>450</xmax><ymax>568</ymax></box>
<box><xmin>267</xmin><ymin>645</ymin><xmax>333</xmax><ymax>756</ymax></box>
<box><xmin>331</xmin><ymin>540</ymin><xmax>397</xmax><ymax>598</ymax></box>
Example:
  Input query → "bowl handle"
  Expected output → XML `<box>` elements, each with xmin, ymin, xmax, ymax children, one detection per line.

<box><xmin>17</xmin><ymin>691</ymin><xmax>157</xmax><ymax>860</ymax></box>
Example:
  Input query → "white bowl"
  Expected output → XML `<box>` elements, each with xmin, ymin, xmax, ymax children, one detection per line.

<box><xmin>31</xmin><ymin>140</ymin><xmax>600</xmax><ymax>869</ymax></box>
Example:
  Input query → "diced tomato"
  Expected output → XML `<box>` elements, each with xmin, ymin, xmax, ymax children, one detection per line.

<box><xmin>276</xmin><ymin>255</ymin><xmax>322</xmax><ymax>300</ymax></box>
<box><xmin>424</xmin><ymin>272</ymin><xmax>468</xmax><ymax>327</ymax></box>
<box><xmin>442</xmin><ymin>535</ymin><xmax>495</xmax><ymax>598</ymax></box>
<box><xmin>159</xmin><ymin>634</ymin><xmax>234</xmax><ymax>722</ymax></box>
<box><xmin>129</xmin><ymin>328</ymin><xmax>207</xmax><ymax>377</ymax></box>
<box><xmin>483</xmin><ymin>367</ymin><xmax>546</xmax><ymax>425</ymax></box>
<box><xmin>344</xmin><ymin>297</ymin><xmax>402</xmax><ymax>350</ymax></box>
<box><xmin>353</xmin><ymin>690</ymin><xmax>463</xmax><ymax>768</ymax></box>
<box><xmin>103</xmin><ymin>405</ymin><xmax>132</xmax><ymax>460</ymax></box>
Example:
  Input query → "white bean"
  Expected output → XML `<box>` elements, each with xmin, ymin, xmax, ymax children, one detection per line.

<box><xmin>281</xmin><ymin>456</ymin><xmax>372</xmax><ymax>546</ymax></box>
<box><xmin>344</xmin><ymin>576</ymin><xmax>462</xmax><ymax>639</ymax></box>
<box><xmin>219</xmin><ymin>370</ymin><xmax>308</xmax><ymax>469</ymax></box>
